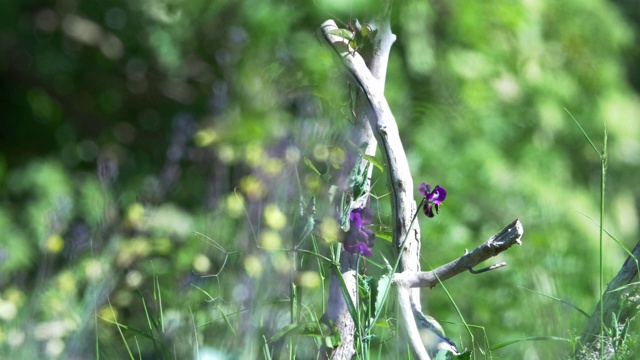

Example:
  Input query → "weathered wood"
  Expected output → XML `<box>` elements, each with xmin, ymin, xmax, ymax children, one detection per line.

<box><xmin>317</xmin><ymin>14</ymin><xmax>431</xmax><ymax>359</ymax></box>
<box><xmin>324</xmin><ymin>253</ymin><xmax>358</xmax><ymax>359</ymax></box>
<box><xmin>316</xmin><ymin>15</ymin><xmax>380</xmax><ymax>360</ymax></box>
<box><xmin>578</xmin><ymin>240</ymin><xmax>640</xmax><ymax>357</ymax></box>
<box><xmin>394</xmin><ymin>219</ymin><xmax>523</xmax><ymax>288</ymax></box>
<box><xmin>316</xmin><ymin>4</ymin><xmax>523</xmax><ymax>358</ymax></box>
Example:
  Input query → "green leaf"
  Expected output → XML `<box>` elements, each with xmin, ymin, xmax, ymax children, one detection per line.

<box><xmin>363</xmin><ymin>155</ymin><xmax>384</xmax><ymax>173</ymax></box>
<box><xmin>357</xmin><ymin>274</ymin><xmax>377</xmax><ymax>317</ymax></box>
<box><xmin>328</xmin><ymin>185</ymin><xmax>338</xmax><ymax>204</ymax></box>
<box><xmin>374</xmin><ymin>229</ymin><xmax>392</xmax><ymax>242</ymax></box>
<box><xmin>434</xmin><ymin>350</ymin><xmax>454</xmax><ymax>360</ymax></box>
<box><xmin>360</xmin><ymin>23</ymin><xmax>372</xmax><ymax>37</ymax></box>
<box><xmin>270</xmin><ymin>323</ymin><xmax>299</xmax><ymax>342</ymax></box>
<box><xmin>517</xmin><ymin>286</ymin><xmax>589</xmax><ymax>318</ymax></box>
<box><xmin>328</xmin><ymin>28</ymin><xmax>354</xmax><ymax>40</ymax></box>
<box><xmin>490</xmin><ymin>336</ymin><xmax>571</xmax><ymax>350</ymax></box>
<box><xmin>454</xmin><ymin>350</ymin><xmax>472</xmax><ymax>359</ymax></box>
<box><xmin>375</xmin><ymin>274</ymin><xmax>392</xmax><ymax>317</ymax></box>
<box><xmin>270</xmin><ymin>321</ymin><xmax>341</xmax><ymax>348</ymax></box>
<box><xmin>434</xmin><ymin>350</ymin><xmax>472</xmax><ymax>360</ymax></box>
<box><xmin>304</xmin><ymin>157</ymin><xmax>322</xmax><ymax>176</ymax></box>
<box><xmin>372</xmin><ymin>317</ymin><xmax>391</xmax><ymax>328</ymax></box>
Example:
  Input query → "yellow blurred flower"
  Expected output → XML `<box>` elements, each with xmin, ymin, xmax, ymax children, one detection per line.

<box><xmin>153</xmin><ymin>237</ymin><xmax>173</xmax><ymax>254</ymax></box>
<box><xmin>217</xmin><ymin>144</ymin><xmax>235</xmax><ymax>163</ymax></box>
<box><xmin>239</xmin><ymin>175</ymin><xmax>264</xmax><ymax>200</ymax></box>
<box><xmin>328</xmin><ymin>147</ymin><xmax>346</xmax><ymax>168</ymax></box>
<box><xmin>320</xmin><ymin>216</ymin><xmax>340</xmax><ymax>244</ymax></box>
<box><xmin>304</xmin><ymin>174</ymin><xmax>322</xmax><ymax>193</ymax></box>
<box><xmin>5</xmin><ymin>287</ymin><xmax>25</xmax><ymax>306</ymax></box>
<box><xmin>45</xmin><ymin>235</ymin><xmax>64</xmax><ymax>254</ymax></box>
<box><xmin>262</xmin><ymin>158</ymin><xmax>284</xmax><ymax>176</ymax></box>
<box><xmin>244</xmin><ymin>255</ymin><xmax>263</xmax><ymax>278</ymax></box>
<box><xmin>270</xmin><ymin>252</ymin><xmax>290</xmax><ymax>274</ymax></box>
<box><xmin>117</xmin><ymin>237</ymin><xmax>152</xmax><ymax>267</ymax></box>
<box><xmin>260</xmin><ymin>230</ymin><xmax>282</xmax><ymax>251</ymax></box>
<box><xmin>313</xmin><ymin>145</ymin><xmax>329</xmax><ymax>161</ymax></box>
<box><xmin>45</xmin><ymin>338</ymin><xmax>65</xmax><ymax>357</ymax></box>
<box><xmin>6</xmin><ymin>329</ymin><xmax>25</xmax><ymax>348</ymax></box>
<box><xmin>125</xmin><ymin>270</ymin><xmax>143</xmax><ymax>288</ymax></box>
<box><xmin>264</xmin><ymin>204</ymin><xmax>287</xmax><ymax>230</ymax></box>
<box><xmin>194</xmin><ymin>128</ymin><xmax>219</xmax><ymax>147</ymax></box>
<box><xmin>0</xmin><ymin>298</ymin><xmax>17</xmax><ymax>321</ymax></box>
<box><xmin>245</xmin><ymin>142</ymin><xmax>264</xmax><ymax>167</ymax></box>
<box><xmin>126</xmin><ymin>202</ymin><xmax>145</xmax><ymax>227</ymax></box>
<box><xmin>57</xmin><ymin>271</ymin><xmax>76</xmax><ymax>294</ymax></box>
<box><xmin>297</xmin><ymin>271</ymin><xmax>321</xmax><ymax>288</ymax></box>
<box><xmin>193</xmin><ymin>254</ymin><xmax>212</xmax><ymax>273</ymax></box>
<box><xmin>85</xmin><ymin>259</ymin><xmax>104</xmax><ymax>282</ymax></box>
<box><xmin>285</xmin><ymin>146</ymin><xmax>301</xmax><ymax>164</ymax></box>
<box><xmin>98</xmin><ymin>306</ymin><xmax>117</xmax><ymax>323</ymax></box>
<box><xmin>225</xmin><ymin>193</ymin><xmax>245</xmax><ymax>218</ymax></box>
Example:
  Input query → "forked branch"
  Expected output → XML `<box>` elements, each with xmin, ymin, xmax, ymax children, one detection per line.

<box><xmin>317</xmin><ymin>5</ymin><xmax>523</xmax><ymax>359</ymax></box>
<box><xmin>394</xmin><ymin>219</ymin><xmax>523</xmax><ymax>289</ymax></box>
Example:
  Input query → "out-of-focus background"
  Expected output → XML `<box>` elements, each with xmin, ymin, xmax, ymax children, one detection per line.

<box><xmin>1</xmin><ymin>0</ymin><xmax>639</xmax><ymax>358</ymax></box>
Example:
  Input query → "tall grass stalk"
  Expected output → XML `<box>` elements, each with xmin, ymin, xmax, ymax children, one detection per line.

<box><xmin>431</xmin><ymin>268</ymin><xmax>476</xmax><ymax>357</ymax></box>
<box><xmin>567</xmin><ymin>109</ymin><xmax>607</xmax><ymax>357</ymax></box>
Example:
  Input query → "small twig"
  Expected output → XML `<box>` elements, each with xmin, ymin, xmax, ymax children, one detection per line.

<box><xmin>469</xmin><ymin>262</ymin><xmax>507</xmax><ymax>274</ymax></box>
<box><xmin>463</xmin><ymin>248</ymin><xmax>507</xmax><ymax>274</ymax></box>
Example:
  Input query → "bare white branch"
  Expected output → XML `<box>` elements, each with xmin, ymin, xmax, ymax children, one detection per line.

<box><xmin>394</xmin><ymin>219</ymin><xmax>523</xmax><ymax>288</ymax></box>
<box><xmin>317</xmin><ymin>5</ymin><xmax>524</xmax><ymax>358</ymax></box>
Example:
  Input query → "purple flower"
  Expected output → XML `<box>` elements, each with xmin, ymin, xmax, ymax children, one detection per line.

<box><xmin>342</xmin><ymin>207</ymin><xmax>376</xmax><ymax>257</ymax></box>
<box><xmin>418</xmin><ymin>183</ymin><xmax>447</xmax><ymax>218</ymax></box>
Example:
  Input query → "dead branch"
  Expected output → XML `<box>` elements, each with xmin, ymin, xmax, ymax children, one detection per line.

<box><xmin>316</xmin><ymin>3</ymin><xmax>523</xmax><ymax>358</ymax></box>
<box><xmin>394</xmin><ymin>219</ymin><xmax>523</xmax><ymax>288</ymax></box>
<box><xmin>578</xmin><ymin>240</ymin><xmax>640</xmax><ymax>357</ymax></box>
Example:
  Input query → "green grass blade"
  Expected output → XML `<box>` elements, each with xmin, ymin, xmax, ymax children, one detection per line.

<box><xmin>154</xmin><ymin>274</ymin><xmax>165</xmax><ymax>333</ymax></box>
<box><xmin>490</xmin><ymin>336</ymin><xmax>572</xmax><ymax>350</ymax></box>
<box><xmin>565</xmin><ymin>109</ymin><xmax>600</xmax><ymax>157</ymax></box>
<box><xmin>568</xmin><ymin>110</ymin><xmax>607</xmax><ymax>357</ymax></box>
<box><xmin>368</xmin><ymin>199</ymin><xmax>425</xmax><ymax>332</ymax></box>
<box><xmin>106</xmin><ymin>299</ymin><xmax>135</xmax><ymax>360</ymax></box>
<box><xmin>433</xmin><ymin>271</ymin><xmax>474</xmax><ymax>350</ymax></box>
<box><xmin>517</xmin><ymin>286</ymin><xmax>589</xmax><ymax>318</ymax></box>
<box><xmin>216</xmin><ymin>305</ymin><xmax>237</xmax><ymax>336</ymax></box>
<box><xmin>189</xmin><ymin>306</ymin><xmax>199</xmax><ymax>360</ymax></box>
<box><xmin>333</xmin><ymin>261</ymin><xmax>361</xmax><ymax>331</ymax></box>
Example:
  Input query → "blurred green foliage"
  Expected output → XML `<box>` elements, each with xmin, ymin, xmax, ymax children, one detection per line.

<box><xmin>1</xmin><ymin>0</ymin><xmax>639</xmax><ymax>358</ymax></box>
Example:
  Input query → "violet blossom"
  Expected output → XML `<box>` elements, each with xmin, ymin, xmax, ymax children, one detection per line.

<box><xmin>342</xmin><ymin>207</ymin><xmax>375</xmax><ymax>257</ymax></box>
<box><xmin>418</xmin><ymin>183</ymin><xmax>447</xmax><ymax>218</ymax></box>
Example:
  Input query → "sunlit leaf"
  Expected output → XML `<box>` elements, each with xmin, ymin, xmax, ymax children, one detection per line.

<box><xmin>363</xmin><ymin>155</ymin><xmax>384</xmax><ymax>172</ymax></box>
<box><xmin>304</xmin><ymin>157</ymin><xmax>322</xmax><ymax>176</ymax></box>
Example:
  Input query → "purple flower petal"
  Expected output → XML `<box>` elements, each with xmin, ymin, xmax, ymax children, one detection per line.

<box><xmin>360</xmin><ymin>207</ymin><xmax>373</xmax><ymax>225</ymax></box>
<box><xmin>423</xmin><ymin>203</ymin><xmax>435</xmax><ymax>218</ymax></box>
<box><xmin>430</xmin><ymin>185</ymin><xmax>447</xmax><ymax>204</ymax></box>
<box><xmin>418</xmin><ymin>182</ymin><xmax>431</xmax><ymax>198</ymax></box>
<box><xmin>342</xmin><ymin>207</ymin><xmax>376</xmax><ymax>257</ymax></box>
<box><xmin>349</xmin><ymin>211</ymin><xmax>364</xmax><ymax>228</ymax></box>
<box><xmin>358</xmin><ymin>243</ymin><xmax>373</xmax><ymax>257</ymax></box>
<box><xmin>344</xmin><ymin>240</ymin><xmax>373</xmax><ymax>257</ymax></box>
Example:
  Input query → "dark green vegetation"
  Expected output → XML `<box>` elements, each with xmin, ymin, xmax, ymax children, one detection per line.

<box><xmin>1</xmin><ymin>0</ymin><xmax>640</xmax><ymax>358</ymax></box>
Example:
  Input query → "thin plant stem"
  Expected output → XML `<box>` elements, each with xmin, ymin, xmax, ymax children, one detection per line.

<box><xmin>598</xmin><ymin>126</ymin><xmax>607</xmax><ymax>358</ymax></box>
<box><xmin>567</xmin><ymin>109</ymin><xmax>607</xmax><ymax>357</ymax></box>
<box><xmin>367</xmin><ymin>198</ymin><xmax>425</xmax><ymax>333</ymax></box>
<box><xmin>433</xmin><ymin>269</ymin><xmax>475</xmax><ymax>355</ymax></box>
